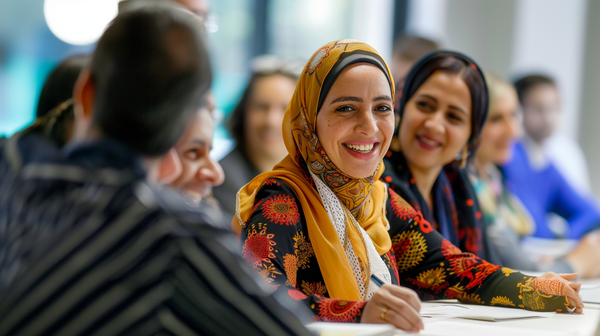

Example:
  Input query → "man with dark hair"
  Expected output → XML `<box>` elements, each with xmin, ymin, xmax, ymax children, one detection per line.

<box><xmin>503</xmin><ymin>74</ymin><xmax>600</xmax><ymax>277</ymax></box>
<box><xmin>0</xmin><ymin>4</ymin><xmax>312</xmax><ymax>335</ymax></box>
<box><xmin>391</xmin><ymin>34</ymin><xmax>439</xmax><ymax>86</ymax></box>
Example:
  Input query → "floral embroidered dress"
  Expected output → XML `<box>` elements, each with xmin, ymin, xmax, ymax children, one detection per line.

<box><xmin>240</xmin><ymin>176</ymin><xmax>570</xmax><ymax>322</ymax></box>
<box><xmin>234</xmin><ymin>41</ymin><xmax>573</xmax><ymax>324</ymax></box>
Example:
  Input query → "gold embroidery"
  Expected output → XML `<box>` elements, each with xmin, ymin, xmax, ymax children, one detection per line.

<box><xmin>257</xmin><ymin>262</ymin><xmax>282</xmax><ymax>283</ymax></box>
<box><xmin>457</xmin><ymin>293</ymin><xmax>484</xmax><ymax>305</ymax></box>
<box><xmin>490</xmin><ymin>296</ymin><xmax>516</xmax><ymax>307</ymax></box>
<box><xmin>518</xmin><ymin>277</ymin><xmax>553</xmax><ymax>310</ymax></box>
<box><xmin>501</xmin><ymin>267</ymin><xmax>516</xmax><ymax>277</ymax></box>
<box><xmin>447</xmin><ymin>283</ymin><xmax>465</xmax><ymax>296</ymax></box>
<box><xmin>301</xmin><ymin>280</ymin><xmax>327</xmax><ymax>296</ymax></box>
<box><xmin>416</xmin><ymin>267</ymin><xmax>447</xmax><ymax>287</ymax></box>
<box><xmin>283</xmin><ymin>254</ymin><xmax>298</xmax><ymax>287</ymax></box>
<box><xmin>293</xmin><ymin>230</ymin><xmax>314</xmax><ymax>269</ymax></box>
<box><xmin>392</xmin><ymin>230</ymin><xmax>427</xmax><ymax>272</ymax></box>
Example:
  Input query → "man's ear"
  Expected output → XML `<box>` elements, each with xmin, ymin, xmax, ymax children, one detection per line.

<box><xmin>156</xmin><ymin>148</ymin><xmax>183</xmax><ymax>185</ymax></box>
<box><xmin>73</xmin><ymin>69</ymin><xmax>95</xmax><ymax>119</ymax></box>
<box><xmin>71</xmin><ymin>70</ymin><xmax>96</xmax><ymax>140</ymax></box>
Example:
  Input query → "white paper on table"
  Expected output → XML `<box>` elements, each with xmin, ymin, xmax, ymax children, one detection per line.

<box><xmin>421</xmin><ymin>320</ymin><xmax>576</xmax><ymax>336</ymax></box>
<box><xmin>581</xmin><ymin>283</ymin><xmax>600</xmax><ymax>290</ymax></box>
<box><xmin>305</xmin><ymin>322</ymin><xmax>396</xmax><ymax>336</ymax></box>
<box><xmin>421</xmin><ymin>305</ymin><xmax>555</xmax><ymax>322</ymax></box>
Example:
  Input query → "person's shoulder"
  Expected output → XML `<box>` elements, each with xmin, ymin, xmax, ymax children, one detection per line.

<box><xmin>256</xmin><ymin>177</ymin><xmax>297</xmax><ymax>197</ymax></box>
<box><xmin>131</xmin><ymin>181</ymin><xmax>228</xmax><ymax>230</ymax></box>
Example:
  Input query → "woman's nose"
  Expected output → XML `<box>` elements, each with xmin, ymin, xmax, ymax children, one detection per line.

<box><xmin>355</xmin><ymin>110</ymin><xmax>378</xmax><ymax>135</ymax></box>
<box><xmin>423</xmin><ymin>111</ymin><xmax>444</xmax><ymax>134</ymax></box>
<box><xmin>196</xmin><ymin>157</ymin><xmax>225</xmax><ymax>187</ymax></box>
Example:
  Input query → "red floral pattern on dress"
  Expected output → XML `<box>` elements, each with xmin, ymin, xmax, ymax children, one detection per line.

<box><xmin>406</xmin><ymin>277</ymin><xmax>449</xmax><ymax>294</ymax></box>
<box><xmin>441</xmin><ymin>239</ymin><xmax>462</xmax><ymax>257</ymax></box>
<box><xmin>447</xmin><ymin>254</ymin><xmax>500</xmax><ymax>290</ymax></box>
<box><xmin>316</xmin><ymin>299</ymin><xmax>366</xmax><ymax>323</ymax></box>
<box><xmin>251</xmin><ymin>198</ymin><xmax>264</xmax><ymax>216</ymax></box>
<box><xmin>414</xmin><ymin>214</ymin><xmax>434</xmax><ymax>234</ymax></box>
<box><xmin>261</xmin><ymin>194</ymin><xmax>300</xmax><ymax>226</ymax></box>
<box><xmin>242</xmin><ymin>228</ymin><xmax>277</xmax><ymax>267</ymax></box>
<box><xmin>462</xmin><ymin>227</ymin><xmax>482</xmax><ymax>257</ymax></box>
<box><xmin>288</xmin><ymin>289</ymin><xmax>308</xmax><ymax>300</ymax></box>
<box><xmin>265</xmin><ymin>179</ymin><xmax>281</xmax><ymax>186</ymax></box>
<box><xmin>467</xmin><ymin>261</ymin><xmax>501</xmax><ymax>290</ymax></box>
<box><xmin>390</xmin><ymin>191</ymin><xmax>418</xmax><ymax>220</ymax></box>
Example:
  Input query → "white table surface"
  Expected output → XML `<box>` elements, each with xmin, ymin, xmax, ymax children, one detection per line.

<box><xmin>416</xmin><ymin>301</ymin><xmax>600</xmax><ymax>336</ymax></box>
<box><xmin>309</xmin><ymin>275</ymin><xmax>600</xmax><ymax>335</ymax></box>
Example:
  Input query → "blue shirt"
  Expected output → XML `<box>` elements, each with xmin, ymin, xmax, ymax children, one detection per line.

<box><xmin>503</xmin><ymin>141</ymin><xmax>600</xmax><ymax>239</ymax></box>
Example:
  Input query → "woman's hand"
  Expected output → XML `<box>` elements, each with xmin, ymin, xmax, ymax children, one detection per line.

<box><xmin>535</xmin><ymin>272</ymin><xmax>584</xmax><ymax>313</ymax></box>
<box><xmin>361</xmin><ymin>284</ymin><xmax>423</xmax><ymax>332</ymax></box>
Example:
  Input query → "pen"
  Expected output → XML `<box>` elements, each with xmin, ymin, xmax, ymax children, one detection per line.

<box><xmin>371</xmin><ymin>274</ymin><xmax>385</xmax><ymax>288</ymax></box>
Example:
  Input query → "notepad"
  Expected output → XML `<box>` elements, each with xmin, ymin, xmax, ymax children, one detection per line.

<box><xmin>422</xmin><ymin>320</ymin><xmax>576</xmax><ymax>336</ymax></box>
<box><xmin>421</xmin><ymin>304</ymin><xmax>555</xmax><ymax>322</ymax></box>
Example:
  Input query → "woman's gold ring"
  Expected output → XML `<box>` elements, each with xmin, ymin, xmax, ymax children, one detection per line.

<box><xmin>381</xmin><ymin>307</ymin><xmax>389</xmax><ymax>322</ymax></box>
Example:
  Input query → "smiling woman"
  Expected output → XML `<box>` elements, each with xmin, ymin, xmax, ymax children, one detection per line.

<box><xmin>232</xmin><ymin>41</ymin><xmax>583</xmax><ymax>332</ymax></box>
<box><xmin>382</xmin><ymin>51</ymin><xmax>497</xmax><ymax>263</ymax></box>
<box><xmin>316</xmin><ymin>63</ymin><xmax>394</xmax><ymax>179</ymax></box>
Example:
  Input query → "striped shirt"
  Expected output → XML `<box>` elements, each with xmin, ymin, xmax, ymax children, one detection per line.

<box><xmin>0</xmin><ymin>132</ymin><xmax>313</xmax><ymax>336</ymax></box>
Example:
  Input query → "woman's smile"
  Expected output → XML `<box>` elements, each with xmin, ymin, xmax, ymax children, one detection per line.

<box><xmin>415</xmin><ymin>134</ymin><xmax>442</xmax><ymax>151</ymax></box>
<box><xmin>342</xmin><ymin>141</ymin><xmax>380</xmax><ymax>159</ymax></box>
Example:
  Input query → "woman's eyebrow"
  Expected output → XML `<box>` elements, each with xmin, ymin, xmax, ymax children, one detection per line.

<box><xmin>331</xmin><ymin>96</ymin><xmax>363</xmax><ymax>104</ymax></box>
<box><xmin>373</xmin><ymin>95</ymin><xmax>392</xmax><ymax>102</ymax></box>
<box><xmin>449</xmin><ymin>105</ymin><xmax>468</xmax><ymax>116</ymax></box>
<box><xmin>418</xmin><ymin>94</ymin><xmax>438</xmax><ymax>102</ymax></box>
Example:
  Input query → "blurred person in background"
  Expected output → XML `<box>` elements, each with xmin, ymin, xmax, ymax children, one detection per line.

<box><xmin>469</xmin><ymin>73</ymin><xmax>600</xmax><ymax>277</ymax></box>
<box><xmin>0</xmin><ymin>5</ymin><xmax>312</xmax><ymax>335</ymax></box>
<box><xmin>503</xmin><ymin>75</ymin><xmax>600</xmax><ymax>244</ymax></box>
<box><xmin>390</xmin><ymin>34</ymin><xmax>438</xmax><ymax>105</ymax></box>
<box><xmin>213</xmin><ymin>55</ymin><xmax>300</xmax><ymax>219</ymax></box>
<box><xmin>165</xmin><ymin>91</ymin><xmax>226</xmax><ymax>212</ymax></box>
<box><xmin>382</xmin><ymin>51</ymin><xmax>499</xmax><ymax>264</ymax></box>
<box><xmin>26</xmin><ymin>55</ymin><xmax>89</xmax><ymax>147</ymax></box>
<box><xmin>120</xmin><ymin>0</ymin><xmax>209</xmax><ymax>18</ymax></box>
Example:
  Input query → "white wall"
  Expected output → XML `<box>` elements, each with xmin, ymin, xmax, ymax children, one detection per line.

<box><xmin>510</xmin><ymin>0</ymin><xmax>588</xmax><ymax>139</ymax></box>
<box><xmin>350</xmin><ymin>0</ymin><xmax>395</xmax><ymax>63</ymax></box>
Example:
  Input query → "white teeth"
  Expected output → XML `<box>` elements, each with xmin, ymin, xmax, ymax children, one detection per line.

<box><xmin>419</xmin><ymin>136</ymin><xmax>438</xmax><ymax>146</ymax></box>
<box><xmin>345</xmin><ymin>143</ymin><xmax>374</xmax><ymax>153</ymax></box>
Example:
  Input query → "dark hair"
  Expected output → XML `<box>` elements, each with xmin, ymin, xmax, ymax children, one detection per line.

<box><xmin>228</xmin><ymin>71</ymin><xmax>298</xmax><ymax>154</ymax></box>
<box><xmin>392</xmin><ymin>34</ymin><xmax>439</xmax><ymax>62</ymax></box>
<box><xmin>36</xmin><ymin>55</ymin><xmax>89</xmax><ymax>118</ymax></box>
<box><xmin>513</xmin><ymin>74</ymin><xmax>556</xmax><ymax>104</ymax></box>
<box><xmin>398</xmin><ymin>51</ymin><xmax>489</xmax><ymax>152</ymax></box>
<box><xmin>90</xmin><ymin>3</ymin><xmax>212</xmax><ymax>156</ymax></box>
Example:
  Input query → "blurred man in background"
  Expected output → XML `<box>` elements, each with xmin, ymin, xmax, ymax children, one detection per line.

<box><xmin>0</xmin><ymin>4</ymin><xmax>311</xmax><ymax>335</ymax></box>
<box><xmin>390</xmin><ymin>34</ymin><xmax>438</xmax><ymax>84</ymax></box>
<box><xmin>389</xmin><ymin>34</ymin><xmax>438</xmax><ymax>112</ymax></box>
<box><xmin>503</xmin><ymin>75</ymin><xmax>600</xmax><ymax>272</ymax></box>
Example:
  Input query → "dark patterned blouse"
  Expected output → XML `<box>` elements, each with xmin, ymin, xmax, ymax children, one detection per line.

<box><xmin>240</xmin><ymin>178</ymin><xmax>570</xmax><ymax>323</ymax></box>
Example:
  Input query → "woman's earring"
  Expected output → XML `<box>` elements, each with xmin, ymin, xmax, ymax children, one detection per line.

<box><xmin>460</xmin><ymin>146</ymin><xmax>468</xmax><ymax>169</ymax></box>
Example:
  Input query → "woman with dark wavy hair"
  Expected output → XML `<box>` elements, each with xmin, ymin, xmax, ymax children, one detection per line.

<box><xmin>382</xmin><ymin>51</ymin><xmax>499</xmax><ymax>263</ymax></box>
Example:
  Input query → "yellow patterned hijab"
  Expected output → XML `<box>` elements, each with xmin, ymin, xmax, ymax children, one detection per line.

<box><xmin>234</xmin><ymin>40</ymin><xmax>394</xmax><ymax>300</ymax></box>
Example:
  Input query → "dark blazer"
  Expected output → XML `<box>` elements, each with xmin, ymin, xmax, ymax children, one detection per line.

<box><xmin>0</xmin><ymin>132</ymin><xmax>312</xmax><ymax>336</ymax></box>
